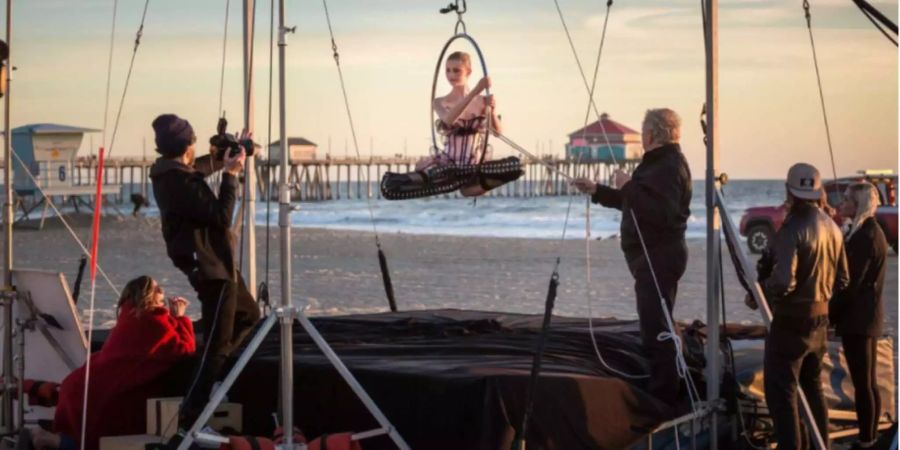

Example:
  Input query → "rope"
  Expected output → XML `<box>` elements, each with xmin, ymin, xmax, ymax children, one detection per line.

<box><xmin>585</xmin><ymin>199</ymin><xmax>648</xmax><ymax>379</ymax></box>
<box><xmin>100</xmin><ymin>0</ymin><xmax>119</xmax><ymax>150</ymax></box>
<box><xmin>552</xmin><ymin>0</ymin><xmax>618</xmax><ymax>160</ymax></box>
<box><xmin>105</xmin><ymin>0</ymin><xmax>150</xmax><ymax>159</ymax></box>
<box><xmin>217</xmin><ymin>0</ymin><xmax>231</xmax><ymax>117</ymax></box>
<box><xmin>322</xmin><ymin>0</ymin><xmax>398</xmax><ymax>311</ymax></box>
<box><xmin>321</xmin><ymin>0</ymin><xmax>380</xmax><ymax>240</ymax></box>
<box><xmin>80</xmin><ymin>148</ymin><xmax>106</xmax><ymax>450</ymax></box>
<box><xmin>494</xmin><ymin>133</ymin><xmax>573</xmax><ymax>181</ymax></box>
<box><xmin>858</xmin><ymin>5</ymin><xmax>898</xmax><ymax>46</ymax></box>
<box><xmin>10</xmin><ymin>151</ymin><xmax>120</xmax><ymax>297</ymax></box>
<box><xmin>512</xmin><ymin>3</ymin><xmax>622</xmax><ymax>442</ymax></box>
<box><xmin>562</xmin><ymin>0</ymin><xmax>647</xmax><ymax>380</ymax></box>
<box><xmin>631</xmin><ymin>209</ymin><xmax>702</xmax><ymax>411</ymax></box>
<box><xmin>853</xmin><ymin>0</ymin><xmax>898</xmax><ymax>46</ymax></box>
<box><xmin>802</xmin><ymin>0</ymin><xmax>839</xmax><ymax>182</ymax></box>
<box><xmin>552</xmin><ymin>0</ymin><xmax>703</xmax><ymax>411</ymax></box>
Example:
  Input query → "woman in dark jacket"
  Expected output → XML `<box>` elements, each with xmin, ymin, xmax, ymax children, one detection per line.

<box><xmin>830</xmin><ymin>182</ymin><xmax>889</xmax><ymax>450</ymax></box>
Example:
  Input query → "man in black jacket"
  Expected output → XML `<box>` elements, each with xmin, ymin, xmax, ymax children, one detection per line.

<box><xmin>148</xmin><ymin>114</ymin><xmax>261</xmax><ymax>427</ymax></box>
<box><xmin>750</xmin><ymin>163</ymin><xmax>849</xmax><ymax>450</ymax></box>
<box><xmin>573</xmin><ymin>108</ymin><xmax>692</xmax><ymax>406</ymax></box>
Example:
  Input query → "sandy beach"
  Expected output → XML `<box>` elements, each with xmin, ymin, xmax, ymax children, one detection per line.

<box><xmin>9</xmin><ymin>214</ymin><xmax>897</xmax><ymax>344</ymax></box>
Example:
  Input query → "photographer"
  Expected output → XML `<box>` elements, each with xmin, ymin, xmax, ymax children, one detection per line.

<box><xmin>148</xmin><ymin>114</ymin><xmax>260</xmax><ymax>431</ymax></box>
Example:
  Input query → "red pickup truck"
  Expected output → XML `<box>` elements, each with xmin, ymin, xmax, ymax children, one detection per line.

<box><xmin>739</xmin><ymin>174</ymin><xmax>898</xmax><ymax>254</ymax></box>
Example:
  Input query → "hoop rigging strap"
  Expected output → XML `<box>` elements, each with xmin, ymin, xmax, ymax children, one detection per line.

<box><xmin>217</xmin><ymin>0</ymin><xmax>231</xmax><ymax>117</ymax></box>
<box><xmin>105</xmin><ymin>0</ymin><xmax>150</xmax><ymax>159</ymax></box>
<box><xmin>322</xmin><ymin>0</ymin><xmax>398</xmax><ymax>312</ymax></box>
<box><xmin>100</xmin><ymin>0</ymin><xmax>119</xmax><ymax>150</ymax></box>
<box><xmin>802</xmin><ymin>0</ymin><xmax>839</xmax><ymax>182</ymax></box>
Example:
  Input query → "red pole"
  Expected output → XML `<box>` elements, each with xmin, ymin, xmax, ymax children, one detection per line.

<box><xmin>89</xmin><ymin>147</ymin><xmax>105</xmax><ymax>281</ymax></box>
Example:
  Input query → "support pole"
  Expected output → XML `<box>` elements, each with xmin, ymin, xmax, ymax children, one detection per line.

<box><xmin>1</xmin><ymin>0</ymin><xmax>13</xmax><ymax>433</ymax></box>
<box><xmin>704</xmin><ymin>0</ymin><xmax>722</xmax><ymax>448</ymax></box>
<box><xmin>243</xmin><ymin>0</ymin><xmax>257</xmax><ymax>293</ymax></box>
<box><xmin>276</xmin><ymin>1</ymin><xmax>294</xmax><ymax>447</ymax></box>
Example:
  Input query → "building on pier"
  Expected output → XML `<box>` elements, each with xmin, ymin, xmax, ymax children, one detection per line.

<box><xmin>268</xmin><ymin>137</ymin><xmax>318</xmax><ymax>163</ymax></box>
<box><xmin>565</xmin><ymin>113</ymin><xmax>642</xmax><ymax>163</ymax></box>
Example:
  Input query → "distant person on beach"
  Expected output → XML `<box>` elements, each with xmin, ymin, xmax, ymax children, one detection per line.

<box><xmin>830</xmin><ymin>182</ymin><xmax>888</xmax><ymax>450</ymax></box>
<box><xmin>571</xmin><ymin>108</ymin><xmax>692</xmax><ymax>408</ymax></box>
<box><xmin>33</xmin><ymin>276</ymin><xmax>195</xmax><ymax>450</ymax></box>
<box><xmin>381</xmin><ymin>51</ymin><xmax>522</xmax><ymax>198</ymax></box>
<box><xmin>749</xmin><ymin>163</ymin><xmax>848</xmax><ymax>450</ymax></box>
<box><xmin>148</xmin><ymin>114</ymin><xmax>260</xmax><ymax>436</ymax></box>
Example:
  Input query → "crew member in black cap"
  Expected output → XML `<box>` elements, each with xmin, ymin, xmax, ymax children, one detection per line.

<box><xmin>749</xmin><ymin>162</ymin><xmax>849</xmax><ymax>450</ymax></box>
<box><xmin>148</xmin><ymin>114</ymin><xmax>260</xmax><ymax>432</ymax></box>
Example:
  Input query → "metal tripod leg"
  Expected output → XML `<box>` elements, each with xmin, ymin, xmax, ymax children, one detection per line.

<box><xmin>178</xmin><ymin>307</ymin><xmax>410</xmax><ymax>450</ymax></box>
<box><xmin>296</xmin><ymin>310</ymin><xmax>411</xmax><ymax>450</ymax></box>
<box><xmin>177</xmin><ymin>313</ymin><xmax>278</xmax><ymax>450</ymax></box>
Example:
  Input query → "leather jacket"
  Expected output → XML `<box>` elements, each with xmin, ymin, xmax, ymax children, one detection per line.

<box><xmin>763</xmin><ymin>201</ymin><xmax>849</xmax><ymax>317</ymax></box>
<box><xmin>591</xmin><ymin>143</ymin><xmax>692</xmax><ymax>258</ymax></box>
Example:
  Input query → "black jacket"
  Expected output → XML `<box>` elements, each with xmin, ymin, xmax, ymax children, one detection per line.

<box><xmin>830</xmin><ymin>217</ymin><xmax>888</xmax><ymax>337</ymax></box>
<box><xmin>763</xmin><ymin>202</ymin><xmax>849</xmax><ymax>317</ymax></box>
<box><xmin>590</xmin><ymin>143</ymin><xmax>692</xmax><ymax>258</ymax></box>
<box><xmin>149</xmin><ymin>157</ymin><xmax>239</xmax><ymax>282</ymax></box>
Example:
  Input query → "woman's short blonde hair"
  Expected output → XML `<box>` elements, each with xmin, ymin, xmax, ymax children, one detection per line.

<box><xmin>446</xmin><ymin>51</ymin><xmax>472</xmax><ymax>74</ymax></box>
<box><xmin>643</xmin><ymin>108</ymin><xmax>681</xmax><ymax>145</ymax></box>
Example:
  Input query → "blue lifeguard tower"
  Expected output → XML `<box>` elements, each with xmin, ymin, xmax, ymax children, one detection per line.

<box><xmin>10</xmin><ymin>123</ymin><xmax>120</xmax><ymax>228</ymax></box>
<box><xmin>11</xmin><ymin>123</ymin><xmax>99</xmax><ymax>194</ymax></box>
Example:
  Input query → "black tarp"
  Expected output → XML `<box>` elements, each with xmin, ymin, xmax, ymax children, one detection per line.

<box><xmin>225</xmin><ymin>309</ymin><xmax>707</xmax><ymax>450</ymax></box>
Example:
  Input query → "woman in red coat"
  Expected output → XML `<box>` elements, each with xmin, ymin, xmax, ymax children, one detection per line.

<box><xmin>35</xmin><ymin>275</ymin><xmax>195</xmax><ymax>450</ymax></box>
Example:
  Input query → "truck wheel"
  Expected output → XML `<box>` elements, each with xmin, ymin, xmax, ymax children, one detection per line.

<box><xmin>747</xmin><ymin>225</ymin><xmax>772</xmax><ymax>254</ymax></box>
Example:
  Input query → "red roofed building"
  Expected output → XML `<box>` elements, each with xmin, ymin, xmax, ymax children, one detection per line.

<box><xmin>565</xmin><ymin>113</ymin><xmax>642</xmax><ymax>162</ymax></box>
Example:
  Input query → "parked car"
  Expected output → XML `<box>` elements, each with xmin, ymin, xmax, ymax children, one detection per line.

<box><xmin>739</xmin><ymin>173</ymin><xmax>898</xmax><ymax>254</ymax></box>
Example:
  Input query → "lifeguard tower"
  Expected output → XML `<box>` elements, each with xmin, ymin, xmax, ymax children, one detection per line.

<box><xmin>11</xmin><ymin>123</ymin><xmax>120</xmax><ymax>228</ymax></box>
<box><xmin>565</xmin><ymin>113</ymin><xmax>642</xmax><ymax>163</ymax></box>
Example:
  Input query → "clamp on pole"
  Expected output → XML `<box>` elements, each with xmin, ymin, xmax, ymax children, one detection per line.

<box><xmin>276</xmin><ymin>304</ymin><xmax>297</xmax><ymax>325</ymax></box>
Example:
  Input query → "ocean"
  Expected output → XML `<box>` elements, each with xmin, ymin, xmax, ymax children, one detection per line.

<box><xmin>245</xmin><ymin>179</ymin><xmax>786</xmax><ymax>239</ymax></box>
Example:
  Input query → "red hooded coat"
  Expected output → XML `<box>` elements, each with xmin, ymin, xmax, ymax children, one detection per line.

<box><xmin>54</xmin><ymin>304</ymin><xmax>195</xmax><ymax>450</ymax></box>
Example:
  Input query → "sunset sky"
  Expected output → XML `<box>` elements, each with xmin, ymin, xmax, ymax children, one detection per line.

<box><xmin>7</xmin><ymin>0</ymin><xmax>898</xmax><ymax>179</ymax></box>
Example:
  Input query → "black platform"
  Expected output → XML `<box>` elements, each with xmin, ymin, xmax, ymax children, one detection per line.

<box><xmin>224</xmin><ymin>309</ymin><xmax>705</xmax><ymax>450</ymax></box>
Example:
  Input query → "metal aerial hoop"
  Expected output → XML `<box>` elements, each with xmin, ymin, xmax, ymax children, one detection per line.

<box><xmin>430</xmin><ymin>0</ymin><xmax>492</xmax><ymax>165</ymax></box>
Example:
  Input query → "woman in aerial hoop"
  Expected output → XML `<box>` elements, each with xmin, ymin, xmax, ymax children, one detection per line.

<box><xmin>381</xmin><ymin>51</ymin><xmax>522</xmax><ymax>200</ymax></box>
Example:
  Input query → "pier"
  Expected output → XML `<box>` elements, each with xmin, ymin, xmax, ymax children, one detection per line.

<box><xmin>2</xmin><ymin>156</ymin><xmax>640</xmax><ymax>204</ymax></box>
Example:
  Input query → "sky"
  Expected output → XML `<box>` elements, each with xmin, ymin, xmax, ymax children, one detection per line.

<box><xmin>5</xmin><ymin>0</ymin><xmax>898</xmax><ymax>179</ymax></box>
